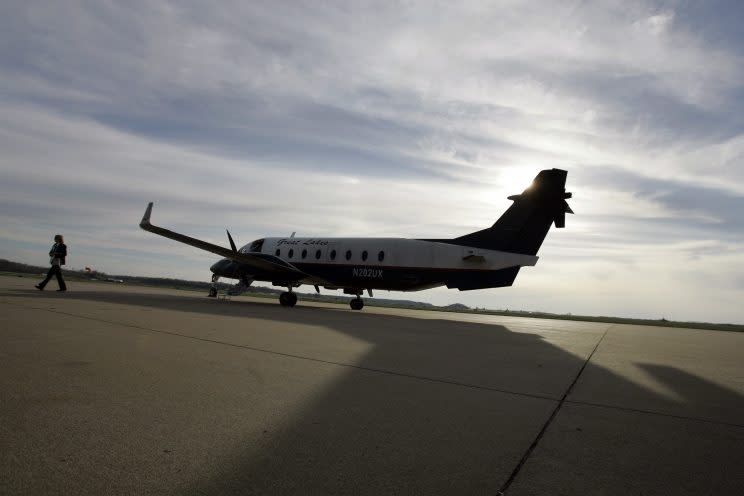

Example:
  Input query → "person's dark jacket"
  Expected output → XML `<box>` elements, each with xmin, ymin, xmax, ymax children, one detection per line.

<box><xmin>50</xmin><ymin>243</ymin><xmax>67</xmax><ymax>265</ymax></box>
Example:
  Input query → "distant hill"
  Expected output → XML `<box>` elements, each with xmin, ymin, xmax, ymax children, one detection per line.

<box><xmin>444</xmin><ymin>303</ymin><xmax>470</xmax><ymax>311</ymax></box>
<box><xmin>0</xmin><ymin>259</ymin><xmax>51</xmax><ymax>275</ymax></box>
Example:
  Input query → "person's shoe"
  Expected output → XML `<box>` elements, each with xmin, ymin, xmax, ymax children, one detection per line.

<box><xmin>35</xmin><ymin>285</ymin><xmax>44</xmax><ymax>290</ymax></box>
<box><xmin>56</xmin><ymin>289</ymin><xmax>67</xmax><ymax>292</ymax></box>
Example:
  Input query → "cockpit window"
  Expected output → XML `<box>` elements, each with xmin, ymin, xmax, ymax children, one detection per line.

<box><xmin>248</xmin><ymin>238</ymin><xmax>265</xmax><ymax>253</ymax></box>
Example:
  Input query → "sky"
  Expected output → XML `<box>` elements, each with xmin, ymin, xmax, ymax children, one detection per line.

<box><xmin>1</xmin><ymin>1</ymin><xmax>744</xmax><ymax>323</ymax></box>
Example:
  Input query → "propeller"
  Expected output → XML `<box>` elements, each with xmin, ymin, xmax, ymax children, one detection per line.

<box><xmin>226</xmin><ymin>230</ymin><xmax>238</xmax><ymax>253</ymax></box>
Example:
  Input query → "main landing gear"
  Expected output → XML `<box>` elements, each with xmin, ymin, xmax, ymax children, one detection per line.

<box><xmin>349</xmin><ymin>297</ymin><xmax>364</xmax><ymax>311</ymax></box>
<box><xmin>279</xmin><ymin>290</ymin><xmax>298</xmax><ymax>307</ymax></box>
<box><xmin>344</xmin><ymin>288</ymin><xmax>369</xmax><ymax>310</ymax></box>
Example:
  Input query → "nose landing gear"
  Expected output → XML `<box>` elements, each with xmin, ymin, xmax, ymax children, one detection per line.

<box><xmin>349</xmin><ymin>297</ymin><xmax>364</xmax><ymax>310</ymax></box>
<box><xmin>208</xmin><ymin>274</ymin><xmax>219</xmax><ymax>297</ymax></box>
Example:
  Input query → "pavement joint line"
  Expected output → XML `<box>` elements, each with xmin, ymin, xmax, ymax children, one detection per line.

<box><xmin>497</xmin><ymin>324</ymin><xmax>613</xmax><ymax>495</ymax></box>
<box><xmin>562</xmin><ymin>399</ymin><xmax>744</xmax><ymax>429</ymax></box>
<box><xmin>1</xmin><ymin>300</ymin><xmax>558</xmax><ymax>403</ymax></box>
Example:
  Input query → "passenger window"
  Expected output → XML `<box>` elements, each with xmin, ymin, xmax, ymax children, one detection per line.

<box><xmin>275</xmin><ymin>249</ymin><xmax>280</xmax><ymax>257</ymax></box>
<box><xmin>315</xmin><ymin>249</ymin><xmax>321</xmax><ymax>260</ymax></box>
<box><xmin>378</xmin><ymin>251</ymin><xmax>385</xmax><ymax>262</ymax></box>
<box><xmin>301</xmin><ymin>249</ymin><xmax>307</xmax><ymax>259</ymax></box>
<box><xmin>288</xmin><ymin>249</ymin><xmax>294</xmax><ymax>258</ymax></box>
<box><xmin>330</xmin><ymin>249</ymin><xmax>337</xmax><ymax>260</ymax></box>
<box><xmin>362</xmin><ymin>250</ymin><xmax>368</xmax><ymax>261</ymax></box>
<box><xmin>345</xmin><ymin>250</ymin><xmax>352</xmax><ymax>261</ymax></box>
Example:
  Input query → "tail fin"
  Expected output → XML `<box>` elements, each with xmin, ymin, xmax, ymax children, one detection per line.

<box><xmin>455</xmin><ymin>169</ymin><xmax>573</xmax><ymax>255</ymax></box>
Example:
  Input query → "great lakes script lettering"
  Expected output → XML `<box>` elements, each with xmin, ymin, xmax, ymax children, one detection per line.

<box><xmin>277</xmin><ymin>239</ymin><xmax>329</xmax><ymax>246</ymax></box>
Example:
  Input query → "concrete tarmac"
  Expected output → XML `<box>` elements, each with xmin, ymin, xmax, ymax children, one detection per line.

<box><xmin>1</xmin><ymin>275</ymin><xmax>743</xmax><ymax>495</ymax></box>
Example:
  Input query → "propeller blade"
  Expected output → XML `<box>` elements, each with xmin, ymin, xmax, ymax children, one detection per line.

<box><xmin>226</xmin><ymin>230</ymin><xmax>238</xmax><ymax>253</ymax></box>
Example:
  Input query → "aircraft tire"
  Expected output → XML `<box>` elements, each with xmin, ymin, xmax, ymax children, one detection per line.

<box><xmin>208</xmin><ymin>287</ymin><xmax>217</xmax><ymax>298</ymax></box>
<box><xmin>350</xmin><ymin>298</ymin><xmax>364</xmax><ymax>310</ymax></box>
<box><xmin>280</xmin><ymin>292</ymin><xmax>297</xmax><ymax>307</ymax></box>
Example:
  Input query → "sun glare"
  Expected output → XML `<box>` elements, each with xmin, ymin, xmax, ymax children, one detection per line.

<box><xmin>497</xmin><ymin>167</ymin><xmax>539</xmax><ymax>196</ymax></box>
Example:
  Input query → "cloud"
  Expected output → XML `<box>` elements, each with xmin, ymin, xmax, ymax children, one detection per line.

<box><xmin>641</xmin><ymin>11</ymin><xmax>675</xmax><ymax>36</ymax></box>
<box><xmin>1</xmin><ymin>0</ymin><xmax>744</xmax><ymax>322</ymax></box>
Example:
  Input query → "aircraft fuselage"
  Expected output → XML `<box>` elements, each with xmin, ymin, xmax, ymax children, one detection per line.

<box><xmin>211</xmin><ymin>237</ymin><xmax>538</xmax><ymax>293</ymax></box>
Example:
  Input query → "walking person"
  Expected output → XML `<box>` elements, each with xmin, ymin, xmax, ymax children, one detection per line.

<box><xmin>36</xmin><ymin>234</ymin><xmax>67</xmax><ymax>291</ymax></box>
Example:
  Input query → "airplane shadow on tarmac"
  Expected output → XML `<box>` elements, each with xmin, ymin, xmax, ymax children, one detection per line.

<box><xmin>4</xmin><ymin>288</ymin><xmax>744</xmax><ymax>495</ymax></box>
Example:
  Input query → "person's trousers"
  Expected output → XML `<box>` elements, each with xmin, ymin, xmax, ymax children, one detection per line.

<box><xmin>39</xmin><ymin>265</ymin><xmax>66</xmax><ymax>290</ymax></box>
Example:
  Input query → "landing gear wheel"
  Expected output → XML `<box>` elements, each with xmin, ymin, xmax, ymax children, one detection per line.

<box><xmin>279</xmin><ymin>292</ymin><xmax>298</xmax><ymax>307</ymax></box>
<box><xmin>208</xmin><ymin>287</ymin><xmax>217</xmax><ymax>298</ymax></box>
<box><xmin>350</xmin><ymin>298</ymin><xmax>364</xmax><ymax>310</ymax></box>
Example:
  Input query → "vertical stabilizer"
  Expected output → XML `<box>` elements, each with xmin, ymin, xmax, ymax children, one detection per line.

<box><xmin>454</xmin><ymin>169</ymin><xmax>572</xmax><ymax>256</ymax></box>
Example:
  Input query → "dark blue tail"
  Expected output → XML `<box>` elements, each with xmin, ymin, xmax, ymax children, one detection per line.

<box><xmin>454</xmin><ymin>169</ymin><xmax>572</xmax><ymax>256</ymax></box>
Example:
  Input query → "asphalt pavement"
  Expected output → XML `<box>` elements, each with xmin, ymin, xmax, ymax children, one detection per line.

<box><xmin>1</xmin><ymin>276</ymin><xmax>742</xmax><ymax>495</ymax></box>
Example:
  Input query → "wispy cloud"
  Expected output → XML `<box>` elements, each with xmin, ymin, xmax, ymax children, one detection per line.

<box><xmin>1</xmin><ymin>1</ymin><xmax>743</xmax><ymax>322</ymax></box>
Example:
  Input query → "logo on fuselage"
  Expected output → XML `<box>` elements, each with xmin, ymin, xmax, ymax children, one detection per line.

<box><xmin>277</xmin><ymin>238</ymin><xmax>329</xmax><ymax>246</ymax></box>
<box><xmin>352</xmin><ymin>268</ymin><xmax>383</xmax><ymax>279</ymax></box>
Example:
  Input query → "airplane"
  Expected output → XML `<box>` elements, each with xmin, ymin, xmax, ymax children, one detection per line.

<box><xmin>139</xmin><ymin>168</ymin><xmax>572</xmax><ymax>310</ymax></box>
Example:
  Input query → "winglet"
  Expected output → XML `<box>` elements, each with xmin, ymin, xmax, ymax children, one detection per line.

<box><xmin>140</xmin><ymin>202</ymin><xmax>154</xmax><ymax>228</ymax></box>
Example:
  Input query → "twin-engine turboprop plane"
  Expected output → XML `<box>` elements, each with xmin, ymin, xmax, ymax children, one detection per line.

<box><xmin>139</xmin><ymin>168</ymin><xmax>572</xmax><ymax>310</ymax></box>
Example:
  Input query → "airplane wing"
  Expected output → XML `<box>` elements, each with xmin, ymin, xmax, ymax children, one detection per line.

<box><xmin>139</xmin><ymin>202</ymin><xmax>306</xmax><ymax>279</ymax></box>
